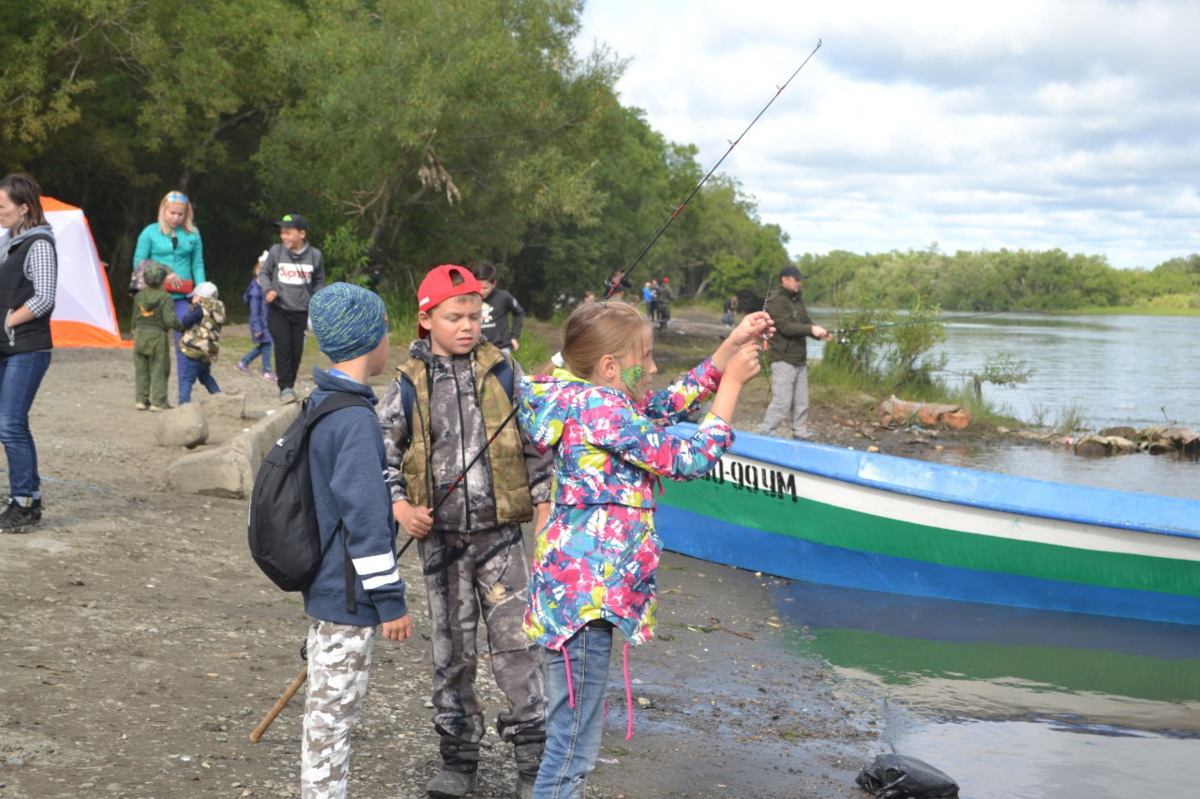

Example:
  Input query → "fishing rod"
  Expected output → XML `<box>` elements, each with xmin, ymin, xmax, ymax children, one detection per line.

<box><xmin>400</xmin><ymin>48</ymin><xmax>827</xmax><ymax>552</ymax></box>
<box><xmin>829</xmin><ymin>310</ymin><xmax>1006</xmax><ymax>343</ymax></box>
<box><xmin>607</xmin><ymin>39</ymin><xmax>823</xmax><ymax>297</ymax></box>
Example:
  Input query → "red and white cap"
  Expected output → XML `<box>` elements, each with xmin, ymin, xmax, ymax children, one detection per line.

<box><xmin>416</xmin><ymin>264</ymin><xmax>483</xmax><ymax>338</ymax></box>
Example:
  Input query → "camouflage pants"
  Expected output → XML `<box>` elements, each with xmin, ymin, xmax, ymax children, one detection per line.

<box><xmin>418</xmin><ymin>523</ymin><xmax>546</xmax><ymax>744</ymax></box>
<box><xmin>301</xmin><ymin>620</ymin><xmax>376</xmax><ymax>799</ymax></box>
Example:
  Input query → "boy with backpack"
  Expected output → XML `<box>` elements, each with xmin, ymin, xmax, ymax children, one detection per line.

<box><xmin>294</xmin><ymin>282</ymin><xmax>413</xmax><ymax>798</ymax></box>
<box><xmin>379</xmin><ymin>264</ymin><xmax>551</xmax><ymax>799</ymax></box>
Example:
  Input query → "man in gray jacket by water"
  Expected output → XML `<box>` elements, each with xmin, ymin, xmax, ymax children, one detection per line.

<box><xmin>260</xmin><ymin>213</ymin><xmax>325</xmax><ymax>404</ymax></box>
<box><xmin>761</xmin><ymin>264</ymin><xmax>832</xmax><ymax>439</ymax></box>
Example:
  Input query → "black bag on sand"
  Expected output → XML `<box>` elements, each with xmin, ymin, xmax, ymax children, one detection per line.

<box><xmin>247</xmin><ymin>392</ymin><xmax>372</xmax><ymax>602</ymax></box>
<box><xmin>855</xmin><ymin>754</ymin><xmax>960</xmax><ymax>799</ymax></box>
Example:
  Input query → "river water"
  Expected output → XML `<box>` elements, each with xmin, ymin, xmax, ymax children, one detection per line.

<box><xmin>812</xmin><ymin>311</ymin><xmax>1200</xmax><ymax>499</ymax></box>
<box><xmin>790</xmin><ymin>313</ymin><xmax>1200</xmax><ymax>798</ymax></box>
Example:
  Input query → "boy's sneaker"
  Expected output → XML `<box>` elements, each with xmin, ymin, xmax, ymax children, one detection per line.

<box><xmin>235</xmin><ymin>361</ymin><xmax>251</xmax><ymax>375</ymax></box>
<box><xmin>279</xmin><ymin>388</ymin><xmax>297</xmax><ymax>405</ymax></box>
<box><xmin>262</xmin><ymin>372</ymin><xmax>277</xmax><ymax>383</ymax></box>
<box><xmin>135</xmin><ymin>402</ymin><xmax>149</xmax><ymax>411</ymax></box>
<box><xmin>149</xmin><ymin>405</ymin><xmax>169</xmax><ymax>412</ymax></box>
<box><xmin>0</xmin><ymin>498</ymin><xmax>42</xmax><ymax>534</ymax></box>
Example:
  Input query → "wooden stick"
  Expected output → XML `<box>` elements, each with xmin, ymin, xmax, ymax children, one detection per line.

<box><xmin>249</xmin><ymin>665</ymin><xmax>308</xmax><ymax>742</ymax></box>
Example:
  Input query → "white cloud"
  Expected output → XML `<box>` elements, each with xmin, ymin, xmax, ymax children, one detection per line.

<box><xmin>576</xmin><ymin>0</ymin><xmax>1200</xmax><ymax>268</ymax></box>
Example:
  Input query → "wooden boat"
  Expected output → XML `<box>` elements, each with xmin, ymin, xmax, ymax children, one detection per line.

<box><xmin>656</xmin><ymin>425</ymin><xmax>1200</xmax><ymax>626</ymax></box>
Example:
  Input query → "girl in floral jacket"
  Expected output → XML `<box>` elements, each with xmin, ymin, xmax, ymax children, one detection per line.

<box><xmin>517</xmin><ymin>301</ymin><xmax>773</xmax><ymax>799</ymax></box>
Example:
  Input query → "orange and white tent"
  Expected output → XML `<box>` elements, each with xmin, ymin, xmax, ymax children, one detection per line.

<box><xmin>43</xmin><ymin>197</ymin><xmax>129</xmax><ymax>348</ymax></box>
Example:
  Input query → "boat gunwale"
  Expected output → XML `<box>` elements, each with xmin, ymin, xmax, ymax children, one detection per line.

<box><xmin>668</xmin><ymin>423</ymin><xmax>1200</xmax><ymax>541</ymax></box>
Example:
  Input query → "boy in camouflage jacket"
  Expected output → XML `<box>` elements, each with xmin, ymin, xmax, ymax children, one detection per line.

<box><xmin>379</xmin><ymin>264</ymin><xmax>552</xmax><ymax>799</ymax></box>
<box><xmin>177</xmin><ymin>281</ymin><xmax>225</xmax><ymax>404</ymax></box>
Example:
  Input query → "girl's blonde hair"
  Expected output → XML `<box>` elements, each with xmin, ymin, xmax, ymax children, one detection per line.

<box><xmin>157</xmin><ymin>190</ymin><xmax>196</xmax><ymax>235</ymax></box>
<box><xmin>559</xmin><ymin>301</ymin><xmax>653</xmax><ymax>380</ymax></box>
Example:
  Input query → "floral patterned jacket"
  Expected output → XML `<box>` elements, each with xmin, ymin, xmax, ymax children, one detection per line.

<box><xmin>518</xmin><ymin>358</ymin><xmax>734</xmax><ymax>650</ymax></box>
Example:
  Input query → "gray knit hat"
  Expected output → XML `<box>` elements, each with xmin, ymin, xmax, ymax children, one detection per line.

<box><xmin>309</xmin><ymin>283</ymin><xmax>389</xmax><ymax>363</ymax></box>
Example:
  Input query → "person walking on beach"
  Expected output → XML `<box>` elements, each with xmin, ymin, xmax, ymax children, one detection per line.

<box><xmin>760</xmin><ymin>264</ymin><xmax>831</xmax><ymax>440</ymax></box>
<box><xmin>0</xmin><ymin>173</ymin><xmax>58</xmax><ymax>534</ymax></box>
<box><xmin>236</xmin><ymin>255</ymin><xmax>275</xmax><ymax>382</ymax></box>
<box><xmin>642</xmin><ymin>280</ymin><xmax>658</xmax><ymax>321</ymax></box>
<box><xmin>517</xmin><ymin>301</ymin><xmax>772</xmax><ymax>798</ymax></box>
<box><xmin>722</xmin><ymin>295</ymin><xmax>739</xmax><ymax>327</ymax></box>
<box><xmin>655</xmin><ymin>276</ymin><xmax>675</xmax><ymax>327</ymax></box>
<box><xmin>298</xmin><ymin>282</ymin><xmax>414</xmax><ymax>799</ymax></box>
<box><xmin>379</xmin><ymin>264</ymin><xmax>552</xmax><ymax>799</ymax></box>
<box><xmin>260</xmin><ymin>213</ymin><xmax>325</xmax><ymax>405</ymax></box>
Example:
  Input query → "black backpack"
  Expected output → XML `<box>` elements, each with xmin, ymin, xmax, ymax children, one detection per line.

<box><xmin>248</xmin><ymin>392</ymin><xmax>374</xmax><ymax>607</ymax></box>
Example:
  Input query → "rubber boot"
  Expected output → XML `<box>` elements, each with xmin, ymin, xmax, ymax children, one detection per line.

<box><xmin>512</xmin><ymin>732</ymin><xmax>546</xmax><ymax>799</ymax></box>
<box><xmin>427</xmin><ymin>736</ymin><xmax>480</xmax><ymax>799</ymax></box>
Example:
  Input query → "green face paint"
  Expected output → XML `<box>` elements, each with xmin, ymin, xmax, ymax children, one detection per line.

<box><xmin>621</xmin><ymin>365</ymin><xmax>645</xmax><ymax>395</ymax></box>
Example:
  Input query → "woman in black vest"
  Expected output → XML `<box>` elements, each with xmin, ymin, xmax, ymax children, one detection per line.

<box><xmin>0</xmin><ymin>173</ymin><xmax>57</xmax><ymax>534</ymax></box>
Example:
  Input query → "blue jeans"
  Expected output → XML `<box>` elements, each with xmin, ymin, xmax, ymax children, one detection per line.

<box><xmin>173</xmin><ymin>297</ymin><xmax>191</xmax><ymax>381</ymax></box>
<box><xmin>179</xmin><ymin>356</ymin><xmax>219</xmax><ymax>404</ymax></box>
<box><xmin>534</xmin><ymin>622</ymin><xmax>613</xmax><ymax>799</ymax></box>
<box><xmin>240</xmin><ymin>340</ymin><xmax>273</xmax><ymax>373</ymax></box>
<box><xmin>0</xmin><ymin>350</ymin><xmax>51</xmax><ymax>498</ymax></box>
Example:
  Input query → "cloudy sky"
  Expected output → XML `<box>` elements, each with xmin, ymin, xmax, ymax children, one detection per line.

<box><xmin>575</xmin><ymin>1</ymin><xmax>1200</xmax><ymax>269</ymax></box>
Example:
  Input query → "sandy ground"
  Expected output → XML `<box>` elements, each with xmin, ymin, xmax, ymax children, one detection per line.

<box><xmin>0</xmin><ymin>337</ymin><xmax>893</xmax><ymax>799</ymax></box>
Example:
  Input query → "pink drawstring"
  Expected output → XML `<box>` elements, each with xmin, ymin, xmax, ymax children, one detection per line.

<box><xmin>622</xmin><ymin>641</ymin><xmax>633</xmax><ymax>740</ymax></box>
<box><xmin>563</xmin><ymin>627</ymin><xmax>634</xmax><ymax>739</ymax></box>
<box><xmin>563</xmin><ymin>646</ymin><xmax>575</xmax><ymax>709</ymax></box>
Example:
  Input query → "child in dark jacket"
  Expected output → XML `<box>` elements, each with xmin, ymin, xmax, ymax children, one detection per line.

<box><xmin>379</xmin><ymin>264</ymin><xmax>552</xmax><ymax>799</ymax></box>
<box><xmin>300</xmin><ymin>282</ymin><xmax>413</xmax><ymax>798</ymax></box>
<box><xmin>236</xmin><ymin>254</ymin><xmax>275</xmax><ymax>381</ymax></box>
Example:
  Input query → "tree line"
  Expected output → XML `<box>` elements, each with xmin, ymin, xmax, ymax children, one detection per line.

<box><xmin>798</xmin><ymin>246</ymin><xmax>1200</xmax><ymax>314</ymax></box>
<box><xmin>4</xmin><ymin>1</ymin><xmax>1196</xmax><ymax>322</ymax></box>
<box><xmin>3</xmin><ymin>0</ymin><xmax>792</xmax><ymax>318</ymax></box>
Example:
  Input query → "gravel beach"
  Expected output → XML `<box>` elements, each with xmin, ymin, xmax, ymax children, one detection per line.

<box><xmin>0</xmin><ymin>344</ymin><xmax>887</xmax><ymax>799</ymax></box>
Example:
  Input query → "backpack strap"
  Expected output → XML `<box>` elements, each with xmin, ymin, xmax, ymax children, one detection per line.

<box><xmin>398</xmin><ymin>373</ymin><xmax>415</xmax><ymax>444</ymax></box>
<box><xmin>303</xmin><ymin>391</ymin><xmax>374</xmax><ymax>613</ymax></box>
<box><xmin>492</xmin><ymin>355</ymin><xmax>516</xmax><ymax>403</ymax></box>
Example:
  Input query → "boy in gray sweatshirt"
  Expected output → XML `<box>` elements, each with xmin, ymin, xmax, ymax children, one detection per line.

<box><xmin>259</xmin><ymin>212</ymin><xmax>325</xmax><ymax>404</ymax></box>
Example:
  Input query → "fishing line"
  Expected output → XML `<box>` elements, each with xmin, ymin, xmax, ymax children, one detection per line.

<box><xmin>608</xmin><ymin>39</ymin><xmax>824</xmax><ymax>297</ymax></box>
<box><xmin>830</xmin><ymin>310</ymin><xmax>1008</xmax><ymax>342</ymax></box>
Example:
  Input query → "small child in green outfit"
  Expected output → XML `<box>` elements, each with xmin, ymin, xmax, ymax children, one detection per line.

<box><xmin>131</xmin><ymin>262</ymin><xmax>183</xmax><ymax>411</ymax></box>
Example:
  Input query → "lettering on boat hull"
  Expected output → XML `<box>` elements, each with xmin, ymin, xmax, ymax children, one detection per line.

<box><xmin>702</xmin><ymin>455</ymin><xmax>798</xmax><ymax>502</ymax></box>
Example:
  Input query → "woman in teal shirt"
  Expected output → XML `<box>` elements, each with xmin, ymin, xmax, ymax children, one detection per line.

<box><xmin>133</xmin><ymin>191</ymin><xmax>204</xmax><ymax>395</ymax></box>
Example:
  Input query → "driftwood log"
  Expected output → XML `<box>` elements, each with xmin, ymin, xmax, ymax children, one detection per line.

<box><xmin>877</xmin><ymin>395</ymin><xmax>970</xmax><ymax>430</ymax></box>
